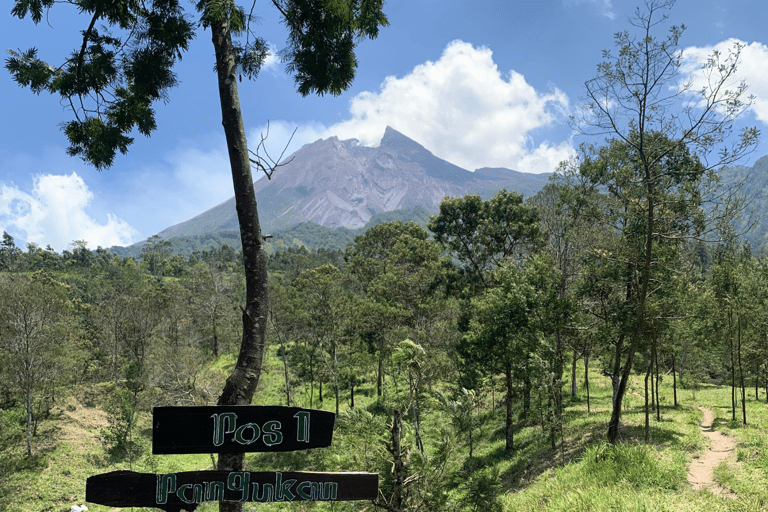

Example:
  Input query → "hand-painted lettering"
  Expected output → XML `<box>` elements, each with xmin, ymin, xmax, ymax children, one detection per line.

<box><xmin>210</xmin><ymin>414</ymin><xmax>287</xmax><ymax>447</ymax></box>
<box><xmin>234</xmin><ymin>423</ymin><xmax>260</xmax><ymax>445</ymax></box>
<box><xmin>262</xmin><ymin>421</ymin><xmax>283</xmax><ymax>446</ymax></box>
<box><xmin>211</xmin><ymin>412</ymin><xmax>237</xmax><ymax>447</ymax></box>
<box><xmin>154</xmin><ymin>472</ymin><xmax>342</xmax><ymax>504</ymax></box>
<box><xmin>294</xmin><ymin>411</ymin><xmax>310</xmax><ymax>443</ymax></box>
<box><xmin>227</xmin><ymin>472</ymin><xmax>250</xmax><ymax>502</ymax></box>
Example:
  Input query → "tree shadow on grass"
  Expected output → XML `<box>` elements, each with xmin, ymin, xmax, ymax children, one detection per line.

<box><xmin>491</xmin><ymin>414</ymin><xmax>685</xmax><ymax>493</ymax></box>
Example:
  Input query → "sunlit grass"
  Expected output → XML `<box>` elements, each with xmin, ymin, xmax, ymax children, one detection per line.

<box><xmin>2</xmin><ymin>344</ymin><xmax>768</xmax><ymax>511</ymax></box>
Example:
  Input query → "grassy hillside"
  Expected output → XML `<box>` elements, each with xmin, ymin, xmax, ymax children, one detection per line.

<box><xmin>1</xmin><ymin>346</ymin><xmax>766</xmax><ymax>512</ymax></box>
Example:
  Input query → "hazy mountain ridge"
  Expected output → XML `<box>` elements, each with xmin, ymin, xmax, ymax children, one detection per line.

<box><xmin>156</xmin><ymin>127</ymin><xmax>552</xmax><ymax>239</ymax></box>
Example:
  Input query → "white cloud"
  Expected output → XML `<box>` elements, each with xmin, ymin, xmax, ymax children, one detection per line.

<box><xmin>262</xmin><ymin>43</ymin><xmax>280</xmax><ymax>73</ymax></box>
<box><xmin>680</xmin><ymin>39</ymin><xmax>768</xmax><ymax>125</ymax></box>
<box><xmin>0</xmin><ymin>173</ymin><xmax>138</xmax><ymax>251</ymax></box>
<box><xmin>324</xmin><ymin>40</ymin><xmax>574</xmax><ymax>174</ymax></box>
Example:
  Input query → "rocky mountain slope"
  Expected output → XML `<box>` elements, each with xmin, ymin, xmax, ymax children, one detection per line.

<box><xmin>157</xmin><ymin>127</ymin><xmax>551</xmax><ymax>238</ymax></box>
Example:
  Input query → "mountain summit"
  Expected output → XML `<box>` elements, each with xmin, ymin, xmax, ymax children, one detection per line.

<box><xmin>157</xmin><ymin>127</ymin><xmax>550</xmax><ymax>238</ymax></box>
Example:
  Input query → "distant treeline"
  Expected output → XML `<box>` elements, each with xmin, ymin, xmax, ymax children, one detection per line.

<box><xmin>107</xmin><ymin>206</ymin><xmax>434</xmax><ymax>259</ymax></box>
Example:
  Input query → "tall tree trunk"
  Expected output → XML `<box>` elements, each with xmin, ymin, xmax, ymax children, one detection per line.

<box><xmin>210</xmin><ymin>15</ymin><xmax>268</xmax><ymax>512</ymax></box>
<box><xmin>764</xmin><ymin>361</ymin><xmax>767</xmax><ymax>403</ymax></box>
<box><xmin>608</xmin><ymin>178</ymin><xmax>654</xmax><ymax>444</ymax></box>
<box><xmin>654</xmin><ymin>342</ymin><xmax>660</xmax><ymax>422</ymax></box>
<box><xmin>650</xmin><ymin>353</ymin><xmax>655</xmax><ymax>414</ymax></box>
<box><xmin>523</xmin><ymin>367</ymin><xmax>531</xmax><ymax>420</ymax></box>
<box><xmin>377</xmin><ymin>338</ymin><xmax>384</xmax><ymax>398</ymax></box>
<box><xmin>551</xmin><ymin>329</ymin><xmax>564</xmax><ymax>451</ymax></box>
<box><xmin>644</xmin><ymin>357</ymin><xmax>652</xmax><ymax>443</ymax></box>
<box><xmin>571</xmin><ymin>348</ymin><xmax>578</xmax><ymax>398</ymax></box>
<box><xmin>212</xmin><ymin>318</ymin><xmax>219</xmax><ymax>358</ymax></box>
<box><xmin>737</xmin><ymin>317</ymin><xmax>747</xmax><ymax>426</ymax></box>
<box><xmin>25</xmin><ymin>386</ymin><xmax>33</xmax><ymax>458</ymax></box>
<box><xmin>410</xmin><ymin>372</ymin><xmax>423</xmax><ymax>454</ymax></box>
<box><xmin>505</xmin><ymin>362</ymin><xmax>515</xmax><ymax>451</ymax></box>
<box><xmin>729</xmin><ymin>310</ymin><xmax>736</xmax><ymax>423</ymax></box>
<box><xmin>672</xmin><ymin>355</ymin><xmax>677</xmax><ymax>406</ymax></box>
<box><xmin>610</xmin><ymin>334</ymin><xmax>625</xmax><ymax>408</ymax></box>
<box><xmin>755</xmin><ymin>360</ymin><xmax>759</xmax><ymax>401</ymax></box>
<box><xmin>333</xmin><ymin>344</ymin><xmax>340</xmax><ymax>417</ymax></box>
<box><xmin>585</xmin><ymin>353</ymin><xmax>591</xmax><ymax>413</ymax></box>
<box><xmin>390</xmin><ymin>409</ymin><xmax>406</xmax><ymax>512</ymax></box>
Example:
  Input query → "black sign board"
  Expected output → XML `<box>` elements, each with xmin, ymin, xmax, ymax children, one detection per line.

<box><xmin>152</xmin><ymin>406</ymin><xmax>335</xmax><ymax>454</ymax></box>
<box><xmin>86</xmin><ymin>470</ymin><xmax>378</xmax><ymax>510</ymax></box>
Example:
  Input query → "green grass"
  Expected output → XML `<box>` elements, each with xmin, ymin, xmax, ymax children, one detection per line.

<box><xmin>2</xmin><ymin>347</ymin><xmax>768</xmax><ymax>511</ymax></box>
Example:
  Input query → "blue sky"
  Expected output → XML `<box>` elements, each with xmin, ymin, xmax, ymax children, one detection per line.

<box><xmin>2</xmin><ymin>0</ymin><xmax>767</xmax><ymax>251</ymax></box>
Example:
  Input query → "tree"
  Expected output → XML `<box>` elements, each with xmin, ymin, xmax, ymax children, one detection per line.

<box><xmin>291</xmin><ymin>263</ymin><xmax>354</xmax><ymax>416</ymax></box>
<box><xmin>141</xmin><ymin>235</ymin><xmax>173</xmax><ymax>277</ymax></box>
<box><xmin>428</xmin><ymin>189</ymin><xmax>541</xmax><ymax>291</ymax></box>
<box><xmin>346</xmin><ymin>222</ymin><xmax>449</xmax><ymax>400</ymax></box>
<box><xmin>0</xmin><ymin>232</ymin><xmax>22</xmax><ymax>272</ymax></box>
<box><xmin>188</xmin><ymin>260</ymin><xmax>237</xmax><ymax>358</ymax></box>
<box><xmin>0</xmin><ymin>273</ymin><xmax>83</xmax><ymax>457</ymax></box>
<box><xmin>462</xmin><ymin>254</ymin><xmax>569</xmax><ymax>451</ymax></box>
<box><xmin>573</xmin><ymin>0</ymin><xmax>758</xmax><ymax>443</ymax></box>
<box><xmin>8</xmin><ymin>1</ymin><xmax>388</xmax><ymax>503</ymax></box>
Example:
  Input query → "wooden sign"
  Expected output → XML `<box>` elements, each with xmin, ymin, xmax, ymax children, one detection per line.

<box><xmin>86</xmin><ymin>470</ymin><xmax>378</xmax><ymax>510</ymax></box>
<box><xmin>152</xmin><ymin>406</ymin><xmax>335</xmax><ymax>454</ymax></box>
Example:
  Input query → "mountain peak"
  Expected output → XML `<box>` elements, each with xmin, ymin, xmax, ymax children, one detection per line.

<box><xmin>155</xmin><ymin>128</ymin><xmax>553</xmax><ymax>239</ymax></box>
<box><xmin>380</xmin><ymin>126</ymin><xmax>427</xmax><ymax>153</ymax></box>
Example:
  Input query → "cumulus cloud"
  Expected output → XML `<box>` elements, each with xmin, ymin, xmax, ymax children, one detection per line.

<box><xmin>0</xmin><ymin>173</ymin><xmax>138</xmax><ymax>251</ymax></box>
<box><xmin>325</xmin><ymin>40</ymin><xmax>574</xmax><ymax>173</ymax></box>
<box><xmin>680</xmin><ymin>39</ymin><xmax>768</xmax><ymax>125</ymax></box>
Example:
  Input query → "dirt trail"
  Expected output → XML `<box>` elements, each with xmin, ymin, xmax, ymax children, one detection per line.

<box><xmin>686</xmin><ymin>406</ymin><xmax>737</xmax><ymax>498</ymax></box>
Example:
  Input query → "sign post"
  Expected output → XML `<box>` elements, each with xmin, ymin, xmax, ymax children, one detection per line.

<box><xmin>152</xmin><ymin>406</ymin><xmax>335</xmax><ymax>454</ymax></box>
<box><xmin>86</xmin><ymin>406</ymin><xmax>378</xmax><ymax>509</ymax></box>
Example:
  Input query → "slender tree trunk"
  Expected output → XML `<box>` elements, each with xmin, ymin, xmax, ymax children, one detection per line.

<box><xmin>737</xmin><ymin>318</ymin><xmax>746</xmax><ymax>426</ymax></box>
<box><xmin>25</xmin><ymin>386</ymin><xmax>33</xmax><ymax>458</ymax></box>
<box><xmin>608</xmin><ymin>178</ymin><xmax>654</xmax><ymax>445</ymax></box>
<box><xmin>212</xmin><ymin>318</ymin><xmax>219</xmax><ymax>358</ymax></box>
<box><xmin>571</xmin><ymin>348</ymin><xmax>578</xmax><ymax>398</ymax></box>
<box><xmin>551</xmin><ymin>329</ymin><xmax>564</xmax><ymax>451</ymax></box>
<box><xmin>390</xmin><ymin>409</ymin><xmax>406</xmax><ymax>512</ymax></box>
<box><xmin>650</xmin><ymin>355</ymin><xmax>655</xmax><ymax>414</ymax></box>
<box><xmin>333</xmin><ymin>344</ymin><xmax>340</xmax><ymax>417</ymax></box>
<box><xmin>654</xmin><ymin>343</ymin><xmax>660</xmax><ymax>422</ymax></box>
<box><xmin>644</xmin><ymin>358</ymin><xmax>651</xmax><ymax>443</ymax></box>
<box><xmin>505</xmin><ymin>362</ymin><xmax>514</xmax><ymax>451</ymax></box>
<box><xmin>729</xmin><ymin>311</ymin><xmax>736</xmax><ymax>423</ymax></box>
<box><xmin>610</xmin><ymin>334</ymin><xmax>625</xmax><ymax>408</ymax></box>
<box><xmin>672</xmin><ymin>356</ymin><xmax>678</xmax><ymax>406</ymax></box>
<box><xmin>523</xmin><ymin>367</ymin><xmax>531</xmax><ymax>420</ymax></box>
<box><xmin>755</xmin><ymin>361</ymin><xmax>759</xmax><ymax>401</ymax></box>
<box><xmin>210</xmin><ymin>15</ymin><xmax>269</xmax><ymax>512</ymax></box>
<box><xmin>585</xmin><ymin>353</ymin><xmax>591</xmax><ymax>413</ymax></box>
<box><xmin>763</xmin><ymin>361</ymin><xmax>768</xmax><ymax>404</ymax></box>
<box><xmin>271</xmin><ymin>315</ymin><xmax>291</xmax><ymax>406</ymax></box>
<box><xmin>377</xmin><ymin>339</ymin><xmax>384</xmax><ymax>398</ymax></box>
<box><xmin>411</xmin><ymin>372</ymin><xmax>423</xmax><ymax>454</ymax></box>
